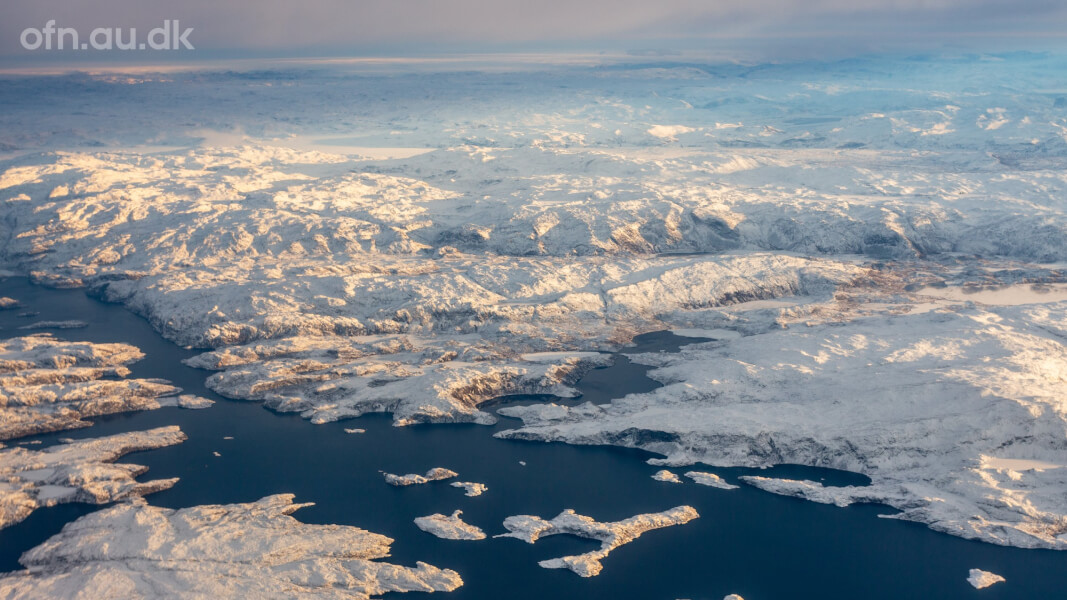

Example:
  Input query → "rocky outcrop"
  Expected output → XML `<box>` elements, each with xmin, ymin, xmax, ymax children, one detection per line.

<box><xmin>495</xmin><ymin>506</ymin><xmax>699</xmax><ymax>577</ymax></box>
<box><xmin>0</xmin><ymin>335</ymin><xmax>212</xmax><ymax>440</ymax></box>
<box><xmin>0</xmin><ymin>426</ymin><xmax>186</xmax><ymax>529</ymax></box>
<box><xmin>0</xmin><ymin>494</ymin><xmax>463</xmax><ymax>598</ymax></box>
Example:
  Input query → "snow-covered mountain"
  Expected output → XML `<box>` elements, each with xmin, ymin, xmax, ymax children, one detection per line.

<box><xmin>2</xmin><ymin>52</ymin><xmax>1066</xmax><ymax>551</ymax></box>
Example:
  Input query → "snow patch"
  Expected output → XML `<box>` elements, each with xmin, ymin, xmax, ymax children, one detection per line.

<box><xmin>652</xmin><ymin>469</ymin><xmax>682</xmax><ymax>483</ymax></box>
<box><xmin>685</xmin><ymin>471</ymin><xmax>739</xmax><ymax>490</ymax></box>
<box><xmin>0</xmin><ymin>494</ymin><xmax>464</xmax><ymax>597</ymax></box>
<box><xmin>496</xmin><ymin>506</ymin><xmax>699</xmax><ymax>577</ymax></box>
<box><xmin>450</xmin><ymin>481</ymin><xmax>488</xmax><ymax>497</ymax></box>
<box><xmin>967</xmin><ymin>569</ymin><xmax>1005</xmax><ymax>589</ymax></box>
<box><xmin>384</xmin><ymin>467</ymin><xmax>458</xmax><ymax>486</ymax></box>
<box><xmin>414</xmin><ymin>510</ymin><xmax>486</xmax><ymax>540</ymax></box>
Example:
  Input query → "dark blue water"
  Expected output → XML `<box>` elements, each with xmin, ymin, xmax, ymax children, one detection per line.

<box><xmin>1</xmin><ymin>275</ymin><xmax>1064</xmax><ymax>599</ymax></box>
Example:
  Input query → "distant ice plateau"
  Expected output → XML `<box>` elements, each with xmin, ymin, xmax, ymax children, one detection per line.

<box><xmin>2</xmin><ymin>53</ymin><xmax>1067</xmax><ymax>554</ymax></box>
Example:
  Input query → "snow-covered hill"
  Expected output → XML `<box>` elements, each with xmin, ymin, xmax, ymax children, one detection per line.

<box><xmin>2</xmin><ymin>52</ymin><xmax>1067</xmax><ymax>550</ymax></box>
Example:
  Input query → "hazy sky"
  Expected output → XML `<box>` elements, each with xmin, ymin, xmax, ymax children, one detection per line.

<box><xmin>3</xmin><ymin>0</ymin><xmax>1067</xmax><ymax>62</ymax></box>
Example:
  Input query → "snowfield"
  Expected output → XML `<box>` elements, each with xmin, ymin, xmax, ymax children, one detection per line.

<box><xmin>967</xmin><ymin>568</ymin><xmax>1006</xmax><ymax>589</ymax></box>
<box><xmin>450</xmin><ymin>481</ymin><xmax>488</xmax><ymax>497</ymax></box>
<box><xmin>0</xmin><ymin>335</ymin><xmax>211</xmax><ymax>440</ymax></box>
<box><xmin>0</xmin><ymin>427</ymin><xmax>185</xmax><ymax>529</ymax></box>
<box><xmin>2</xmin><ymin>52</ymin><xmax>1067</xmax><ymax>553</ymax></box>
<box><xmin>414</xmin><ymin>510</ymin><xmax>487</xmax><ymax>541</ymax></box>
<box><xmin>495</xmin><ymin>505</ymin><xmax>699</xmax><ymax>577</ymax></box>
<box><xmin>383</xmin><ymin>468</ymin><xmax>458</xmax><ymax>486</ymax></box>
<box><xmin>0</xmin><ymin>494</ymin><xmax>463</xmax><ymax>598</ymax></box>
<box><xmin>500</xmin><ymin>302</ymin><xmax>1067</xmax><ymax>548</ymax></box>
